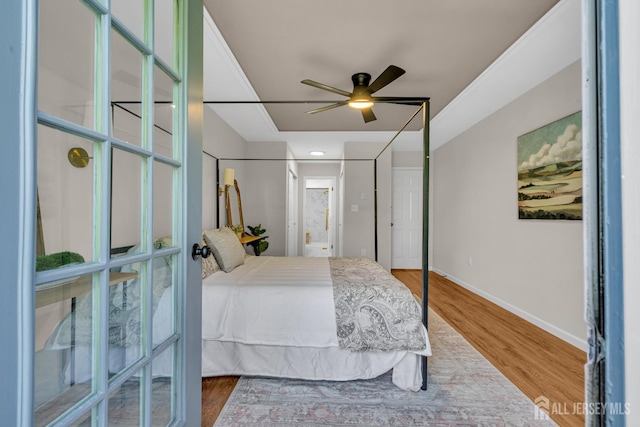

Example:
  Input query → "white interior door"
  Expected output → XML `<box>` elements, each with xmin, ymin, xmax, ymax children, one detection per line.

<box><xmin>392</xmin><ymin>168</ymin><xmax>423</xmax><ymax>269</ymax></box>
<box><xmin>0</xmin><ymin>1</ymin><xmax>202</xmax><ymax>425</ymax></box>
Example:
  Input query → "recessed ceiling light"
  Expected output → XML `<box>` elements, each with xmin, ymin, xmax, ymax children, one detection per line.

<box><xmin>309</xmin><ymin>151</ymin><xmax>325</xmax><ymax>156</ymax></box>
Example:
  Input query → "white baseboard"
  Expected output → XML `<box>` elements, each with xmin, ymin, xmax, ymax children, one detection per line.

<box><xmin>430</xmin><ymin>267</ymin><xmax>588</xmax><ymax>352</ymax></box>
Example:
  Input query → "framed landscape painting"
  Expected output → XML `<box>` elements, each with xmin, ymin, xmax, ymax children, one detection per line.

<box><xmin>517</xmin><ymin>111</ymin><xmax>582</xmax><ymax>220</ymax></box>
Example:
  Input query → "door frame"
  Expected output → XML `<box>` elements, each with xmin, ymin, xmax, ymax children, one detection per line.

<box><xmin>286</xmin><ymin>167</ymin><xmax>299</xmax><ymax>256</ymax></box>
<box><xmin>584</xmin><ymin>0</ymin><xmax>625</xmax><ymax>425</ymax></box>
<box><xmin>181</xmin><ymin>0</ymin><xmax>204</xmax><ymax>424</ymax></box>
<box><xmin>302</xmin><ymin>176</ymin><xmax>336</xmax><ymax>256</ymax></box>
<box><xmin>0</xmin><ymin>1</ymin><xmax>38</xmax><ymax>423</ymax></box>
<box><xmin>0</xmin><ymin>0</ymin><xmax>203</xmax><ymax>425</ymax></box>
<box><xmin>338</xmin><ymin>168</ymin><xmax>345</xmax><ymax>257</ymax></box>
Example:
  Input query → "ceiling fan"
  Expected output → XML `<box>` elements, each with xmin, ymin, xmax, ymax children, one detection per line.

<box><xmin>301</xmin><ymin>65</ymin><xmax>406</xmax><ymax>123</ymax></box>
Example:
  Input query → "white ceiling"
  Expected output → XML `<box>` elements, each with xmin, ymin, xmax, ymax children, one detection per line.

<box><xmin>202</xmin><ymin>0</ymin><xmax>581</xmax><ymax>159</ymax></box>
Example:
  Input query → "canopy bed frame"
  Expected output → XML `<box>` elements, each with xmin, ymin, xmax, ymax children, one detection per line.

<box><xmin>202</xmin><ymin>98</ymin><xmax>431</xmax><ymax>389</ymax></box>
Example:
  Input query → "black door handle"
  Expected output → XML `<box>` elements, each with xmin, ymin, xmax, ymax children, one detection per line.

<box><xmin>192</xmin><ymin>243</ymin><xmax>212</xmax><ymax>261</ymax></box>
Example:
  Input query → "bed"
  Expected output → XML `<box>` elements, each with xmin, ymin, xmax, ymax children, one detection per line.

<box><xmin>200</xmin><ymin>227</ymin><xmax>431</xmax><ymax>391</ymax></box>
<box><xmin>40</xmin><ymin>228</ymin><xmax>430</xmax><ymax>396</ymax></box>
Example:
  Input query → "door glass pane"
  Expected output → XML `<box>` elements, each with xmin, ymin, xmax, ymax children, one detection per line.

<box><xmin>108</xmin><ymin>375</ymin><xmax>142</xmax><ymax>425</ymax></box>
<box><xmin>151</xmin><ymin>345</ymin><xmax>175</xmax><ymax>426</ymax></box>
<box><xmin>112</xmin><ymin>0</ymin><xmax>144</xmax><ymax>42</ymax></box>
<box><xmin>70</xmin><ymin>407</ymin><xmax>93</xmax><ymax>426</ymax></box>
<box><xmin>111</xmin><ymin>28</ymin><xmax>143</xmax><ymax>147</ymax></box>
<box><xmin>111</xmin><ymin>148</ymin><xmax>143</xmax><ymax>256</ymax></box>
<box><xmin>38</xmin><ymin>0</ymin><xmax>95</xmax><ymax>129</ymax></box>
<box><xmin>34</xmin><ymin>276</ymin><xmax>96</xmax><ymax>427</ymax></box>
<box><xmin>151</xmin><ymin>254</ymin><xmax>174</xmax><ymax>346</ymax></box>
<box><xmin>154</xmin><ymin>66</ymin><xmax>175</xmax><ymax>158</ymax></box>
<box><xmin>37</xmin><ymin>125</ymin><xmax>95</xmax><ymax>263</ymax></box>
<box><xmin>154</xmin><ymin>124</ymin><xmax>173</xmax><ymax>159</ymax></box>
<box><xmin>155</xmin><ymin>0</ymin><xmax>175</xmax><ymax>67</ymax></box>
<box><xmin>108</xmin><ymin>264</ymin><xmax>144</xmax><ymax>376</ymax></box>
<box><xmin>154</xmin><ymin>161</ymin><xmax>174</xmax><ymax>242</ymax></box>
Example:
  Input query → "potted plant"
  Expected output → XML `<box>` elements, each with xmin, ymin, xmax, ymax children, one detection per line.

<box><xmin>247</xmin><ymin>224</ymin><xmax>269</xmax><ymax>256</ymax></box>
<box><xmin>230</xmin><ymin>224</ymin><xmax>244</xmax><ymax>240</ymax></box>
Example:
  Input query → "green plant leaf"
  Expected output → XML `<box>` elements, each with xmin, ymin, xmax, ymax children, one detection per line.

<box><xmin>36</xmin><ymin>251</ymin><xmax>85</xmax><ymax>272</ymax></box>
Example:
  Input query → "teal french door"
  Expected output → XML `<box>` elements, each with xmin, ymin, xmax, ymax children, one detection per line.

<box><xmin>1</xmin><ymin>0</ymin><xmax>203</xmax><ymax>425</ymax></box>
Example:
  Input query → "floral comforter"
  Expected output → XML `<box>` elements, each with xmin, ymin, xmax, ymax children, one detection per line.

<box><xmin>329</xmin><ymin>257</ymin><xmax>426</xmax><ymax>352</ymax></box>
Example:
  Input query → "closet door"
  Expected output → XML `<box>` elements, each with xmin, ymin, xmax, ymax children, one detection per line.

<box><xmin>0</xmin><ymin>0</ymin><xmax>203</xmax><ymax>425</ymax></box>
<box><xmin>391</xmin><ymin>168</ymin><xmax>423</xmax><ymax>269</ymax></box>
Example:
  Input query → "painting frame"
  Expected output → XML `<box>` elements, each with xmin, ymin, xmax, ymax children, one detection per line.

<box><xmin>517</xmin><ymin>111</ymin><xmax>583</xmax><ymax>220</ymax></box>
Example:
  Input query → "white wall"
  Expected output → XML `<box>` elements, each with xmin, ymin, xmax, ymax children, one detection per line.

<box><xmin>203</xmin><ymin>105</ymin><xmax>248</xmax><ymax>228</ymax></box>
<box><xmin>342</xmin><ymin>143</ymin><xmax>376</xmax><ymax>259</ymax></box>
<box><xmin>432</xmin><ymin>60</ymin><xmax>586</xmax><ymax>349</ymax></box>
<box><xmin>203</xmin><ymin>105</ymin><xmax>248</xmax><ymax>158</ymax></box>
<box><xmin>202</xmin><ymin>153</ymin><xmax>217</xmax><ymax>230</ymax></box>
<box><xmin>619</xmin><ymin>1</ymin><xmax>640</xmax><ymax>421</ymax></box>
<box><xmin>392</xmin><ymin>151</ymin><xmax>423</xmax><ymax>168</ymax></box>
<box><xmin>202</xmin><ymin>110</ymin><xmax>292</xmax><ymax>255</ymax></box>
<box><xmin>243</xmin><ymin>141</ymin><xmax>289</xmax><ymax>256</ymax></box>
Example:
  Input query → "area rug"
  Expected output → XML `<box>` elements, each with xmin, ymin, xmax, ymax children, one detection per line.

<box><xmin>213</xmin><ymin>309</ymin><xmax>557</xmax><ymax>426</ymax></box>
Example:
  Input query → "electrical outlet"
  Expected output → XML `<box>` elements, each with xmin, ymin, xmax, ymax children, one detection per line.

<box><xmin>361</xmin><ymin>249</ymin><xmax>366</xmax><ymax>256</ymax></box>
<box><xmin>468</xmin><ymin>256</ymin><xmax>473</xmax><ymax>266</ymax></box>
<box><xmin>351</xmin><ymin>204</ymin><xmax>359</xmax><ymax>212</ymax></box>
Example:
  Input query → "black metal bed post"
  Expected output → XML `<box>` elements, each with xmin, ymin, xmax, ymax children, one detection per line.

<box><xmin>215</xmin><ymin>159</ymin><xmax>220</xmax><ymax>228</ymax></box>
<box><xmin>421</xmin><ymin>100</ymin><xmax>430</xmax><ymax>390</ymax></box>
<box><xmin>374</xmin><ymin>159</ymin><xmax>378</xmax><ymax>262</ymax></box>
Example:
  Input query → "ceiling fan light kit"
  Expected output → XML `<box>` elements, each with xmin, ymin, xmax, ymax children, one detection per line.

<box><xmin>348</xmin><ymin>79</ymin><xmax>374</xmax><ymax>109</ymax></box>
<box><xmin>301</xmin><ymin>65</ymin><xmax>407</xmax><ymax>123</ymax></box>
<box><xmin>348</xmin><ymin>73</ymin><xmax>374</xmax><ymax>108</ymax></box>
<box><xmin>348</xmin><ymin>99</ymin><xmax>374</xmax><ymax>109</ymax></box>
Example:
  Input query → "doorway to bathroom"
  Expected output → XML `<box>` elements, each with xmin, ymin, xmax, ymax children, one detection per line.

<box><xmin>303</xmin><ymin>177</ymin><xmax>336</xmax><ymax>257</ymax></box>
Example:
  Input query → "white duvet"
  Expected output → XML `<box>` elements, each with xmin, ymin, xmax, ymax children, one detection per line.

<box><xmin>202</xmin><ymin>256</ymin><xmax>339</xmax><ymax>348</ymax></box>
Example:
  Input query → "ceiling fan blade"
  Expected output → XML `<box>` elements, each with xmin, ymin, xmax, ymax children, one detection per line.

<box><xmin>367</xmin><ymin>65</ymin><xmax>406</xmax><ymax>94</ymax></box>
<box><xmin>361</xmin><ymin>108</ymin><xmax>377</xmax><ymax>123</ymax></box>
<box><xmin>301</xmin><ymin>79</ymin><xmax>352</xmax><ymax>97</ymax></box>
<box><xmin>306</xmin><ymin>101</ymin><xmax>347</xmax><ymax>115</ymax></box>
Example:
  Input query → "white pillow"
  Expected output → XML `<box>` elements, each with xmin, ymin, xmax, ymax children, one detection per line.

<box><xmin>203</xmin><ymin>228</ymin><xmax>245</xmax><ymax>273</ymax></box>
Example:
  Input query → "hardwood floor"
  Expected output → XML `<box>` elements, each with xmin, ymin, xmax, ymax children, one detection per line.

<box><xmin>201</xmin><ymin>270</ymin><xmax>586</xmax><ymax>427</ymax></box>
<box><xmin>201</xmin><ymin>375</ymin><xmax>238</xmax><ymax>426</ymax></box>
<box><xmin>393</xmin><ymin>270</ymin><xmax>586</xmax><ymax>427</ymax></box>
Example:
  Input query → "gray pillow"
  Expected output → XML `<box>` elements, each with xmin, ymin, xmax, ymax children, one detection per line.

<box><xmin>203</xmin><ymin>227</ymin><xmax>245</xmax><ymax>273</ymax></box>
<box><xmin>201</xmin><ymin>238</ymin><xmax>220</xmax><ymax>279</ymax></box>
